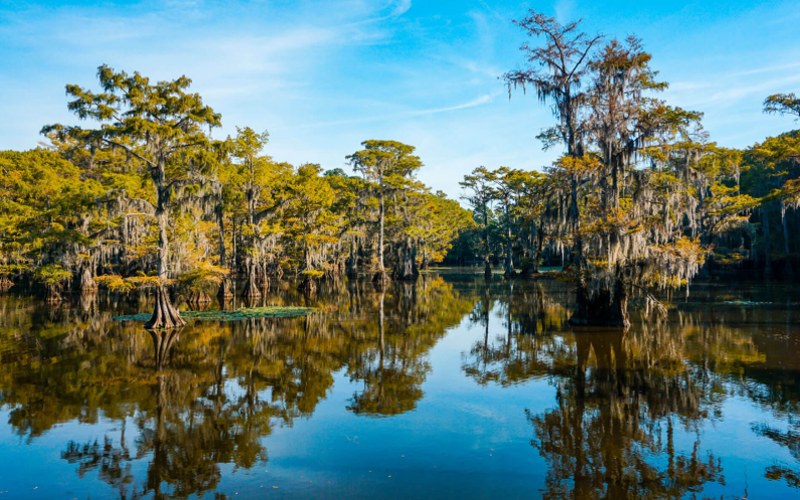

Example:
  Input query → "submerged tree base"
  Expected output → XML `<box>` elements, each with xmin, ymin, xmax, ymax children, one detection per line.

<box><xmin>115</xmin><ymin>306</ymin><xmax>313</xmax><ymax>323</ymax></box>
<box><xmin>144</xmin><ymin>287</ymin><xmax>186</xmax><ymax>330</ymax></box>
<box><xmin>569</xmin><ymin>283</ymin><xmax>630</xmax><ymax>329</ymax></box>
<box><xmin>217</xmin><ymin>278</ymin><xmax>234</xmax><ymax>299</ymax></box>
<box><xmin>373</xmin><ymin>271</ymin><xmax>390</xmax><ymax>287</ymax></box>
<box><xmin>185</xmin><ymin>290</ymin><xmax>212</xmax><ymax>307</ymax></box>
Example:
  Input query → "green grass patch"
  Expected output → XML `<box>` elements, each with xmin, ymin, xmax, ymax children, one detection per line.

<box><xmin>113</xmin><ymin>306</ymin><xmax>313</xmax><ymax>322</ymax></box>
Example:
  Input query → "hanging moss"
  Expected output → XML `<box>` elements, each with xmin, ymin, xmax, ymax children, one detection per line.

<box><xmin>113</xmin><ymin>306</ymin><xmax>313</xmax><ymax>322</ymax></box>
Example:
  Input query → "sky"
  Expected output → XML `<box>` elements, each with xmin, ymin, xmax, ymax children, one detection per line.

<box><xmin>1</xmin><ymin>0</ymin><xmax>799</xmax><ymax>198</ymax></box>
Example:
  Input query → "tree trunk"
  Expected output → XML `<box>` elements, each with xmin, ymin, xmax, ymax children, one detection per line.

<box><xmin>218</xmin><ymin>276</ymin><xmax>233</xmax><ymax>299</ymax></box>
<box><xmin>242</xmin><ymin>259</ymin><xmax>261</xmax><ymax>299</ymax></box>
<box><xmin>567</xmin><ymin>171</ymin><xmax>594</xmax><ymax>326</ymax></box>
<box><xmin>261</xmin><ymin>261</ymin><xmax>270</xmax><ymax>292</ymax></box>
<box><xmin>231</xmin><ymin>216</ymin><xmax>238</xmax><ymax>276</ymax></box>
<box><xmin>346</xmin><ymin>241</ymin><xmax>358</xmax><ymax>278</ymax></box>
<box><xmin>215</xmin><ymin>202</ymin><xmax>234</xmax><ymax>299</ymax></box>
<box><xmin>533</xmin><ymin>226</ymin><xmax>544</xmax><ymax>274</ymax></box>
<box><xmin>145</xmin><ymin>286</ymin><xmax>185</xmax><ymax>329</ymax></box>
<box><xmin>483</xmin><ymin>202</ymin><xmax>492</xmax><ymax>279</ymax></box>
<box><xmin>504</xmin><ymin>207</ymin><xmax>515</xmax><ymax>277</ymax></box>
<box><xmin>570</xmin><ymin>275</ymin><xmax>629</xmax><ymax>328</ymax></box>
<box><xmin>763</xmin><ymin>207</ymin><xmax>773</xmax><ymax>277</ymax></box>
<box><xmin>146</xmin><ymin>174</ymin><xmax>185</xmax><ymax>330</ymax></box>
<box><xmin>186</xmin><ymin>290</ymin><xmax>212</xmax><ymax>308</ymax></box>
<box><xmin>397</xmin><ymin>239</ymin><xmax>418</xmax><ymax>281</ymax></box>
<box><xmin>782</xmin><ymin>202</ymin><xmax>794</xmax><ymax>278</ymax></box>
<box><xmin>79</xmin><ymin>265</ymin><xmax>97</xmax><ymax>292</ymax></box>
<box><xmin>376</xmin><ymin>189</ymin><xmax>388</xmax><ymax>281</ymax></box>
<box><xmin>216</xmin><ymin>203</ymin><xmax>227</xmax><ymax>267</ymax></box>
<box><xmin>520</xmin><ymin>220</ymin><xmax>536</xmax><ymax>278</ymax></box>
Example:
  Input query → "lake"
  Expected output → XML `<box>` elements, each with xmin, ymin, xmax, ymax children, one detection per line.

<box><xmin>1</xmin><ymin>270</ymin><xmax>799</xmax><ymax>498</ymax></box>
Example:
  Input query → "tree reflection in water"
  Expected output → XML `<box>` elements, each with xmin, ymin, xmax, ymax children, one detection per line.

<box><xmin>462</xmin><ymin>280</ymin><xmax>573</xmax><ymax>385</ymax></box>
<box><xmin>347</xmin><ymin>280</ymin><xmax>475</xmax><ymax>415</ymax></box>
<box><xmin>60</xmin><ymin>325</ymin><xmax>282</xmax><ymax>498</ymax></box>
<box><xmin>530</xmin><ymin>328</ymin><xmax>725</xmax><ymax>498</ymax></box>
<box><xmin>2</xmin><ymin>276</ymin><xmax>800</xmax><ymax>496</ymax></box>
<box><xmin>458</xmin><ymin>281</ymin><xmax>800</xmax><ymax>497</ymax></box>
<box><xmin>0</xmin><ymin>276</ymin><xmax>473</xmax><ymax>497</ymax></box>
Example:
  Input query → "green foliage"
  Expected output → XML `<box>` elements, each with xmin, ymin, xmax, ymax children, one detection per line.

<box><xmin>764</xmin><ymin>93</ymin><xmax>800</xmax><ymax>120</ymax></box>
<box><xmin>96</xmin><ymin>274</ymin><xmax>162</xmax><ymax>293</ymax></box>
<box><xmin>176</xmin><ymin>263</ymin><xmax>228</xmax><ymax>294</ymax></box>
<box><xmin>95</xmin><ymin>274</ymin><xmax>136</xmax><ymax>293</ymax></box>
<box><xmin>33</xmin><ymin>264</ymin><xmax>72</xmax><ymax>286</ymax></box>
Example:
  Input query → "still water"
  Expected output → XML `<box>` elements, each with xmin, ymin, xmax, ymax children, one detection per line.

<box><xmin>1</xmin><ymin>271</ymin><xmax>799</xmax><ymax>498</ymax></box>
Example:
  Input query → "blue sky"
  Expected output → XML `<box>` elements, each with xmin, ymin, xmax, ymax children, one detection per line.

<box><xmin>1</xmin><ymin>0</ymin><xmax>799</xmax><ymax>197</ymax></box>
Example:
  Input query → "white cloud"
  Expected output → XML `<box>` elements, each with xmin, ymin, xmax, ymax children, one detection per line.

<box><xmin>554</xmin><ymin>0</ymin><xmax>575</xmax><ymax>24</ymax></box>
<box><xmin>390</xmin><ymin>0</ymin><xmax>412</xmax><ymax>17</ymax></box>
<box><xmin>408</xmin><ymin>91</ymin><xmax>500</xmax><ymax>116</ymax></box>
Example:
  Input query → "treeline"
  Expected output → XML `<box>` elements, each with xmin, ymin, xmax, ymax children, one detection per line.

<box><xmin>1</xmin><ymin>10</ymin><xmax>798</xmax><ymax>330</ymax></box>
<box><xmin>447</xmin><ymin>12</ymin><xmax>799</xmax><ymax>327</ymax></box>
<box><xmin>0</xmin><ymin>66</ymin><xmax>473</xmax><ymax>326</ymax></box>
<box><xmin>450</xmin><ymin>129</ymin><xmax>800</xmax><ymax>276</ymax></box>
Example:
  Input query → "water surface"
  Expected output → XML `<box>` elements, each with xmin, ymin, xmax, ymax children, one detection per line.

<box><xmin>1</xmin><ymin>272</ymin><xmax>799</xmax><ymax>498</ymax></box>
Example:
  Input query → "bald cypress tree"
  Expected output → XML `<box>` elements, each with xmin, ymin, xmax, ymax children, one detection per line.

<box><xmin>347</xmin><ymin>140</ymin><xmax>423</xmax><ymax>284</ymax></box>
<box><xmin>504</xmin><ymin>10</ymin><xmax>602</xmax><ymax>323</ymax></box>
<box><xmin>44</xmin><ymin>65</ymin><xmax>221</xmax><ymax>329</ymax></box>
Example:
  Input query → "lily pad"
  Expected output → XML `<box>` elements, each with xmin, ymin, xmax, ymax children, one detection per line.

<box><xmin>113</xmin><ymin>306</ymin><xmax>313</xmax><ymax>322</ymax></box>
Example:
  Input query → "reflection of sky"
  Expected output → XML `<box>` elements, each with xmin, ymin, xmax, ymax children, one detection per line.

<box><xmin>0</xmin><ymin>413</ymin><xmax>149</xmax><ymax>498</ymax></box>
<box><xmin>1</xmin><ymin>0</ymin><xmax>799</xmax><ymax>198</ymax></box>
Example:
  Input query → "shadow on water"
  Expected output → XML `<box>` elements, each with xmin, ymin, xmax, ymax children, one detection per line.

<box><xmin>1</xmin><ymin>273</ymin><xmax>800</xmax><ymax>497</ymax></box>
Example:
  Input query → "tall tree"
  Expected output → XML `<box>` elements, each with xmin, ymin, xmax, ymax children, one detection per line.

<box><xmin>347</xmin><ymin>140</ymin><xmax>423</xmax><ymax>283</ymax></box>
<box><xmin>504</xmin><ymin>10</ymin><xmax>602</xmax><ymax>320</ymax></box>
<box><xmin>229</xmin><ymin>127</ymin><xmax>275</xmax><ymax>298</ymax></box>
<box><xmin>44</xmin><ymin>65</ymin><xmax>221</xmax><ymax>329</ymax></box>
<box><xmin>489</xmin><ymin>167</ymin><xmax>522</xmax><ymax>277</ymax></box>
<box><xmin>460</xmin><ymin>166</ymin><xmax>498</xmax><ymax>277</ymax></box>
<box><xmin>579</xmin><ymin>37</ymin><xmax>703</xmax><ymax>326</ymax></box>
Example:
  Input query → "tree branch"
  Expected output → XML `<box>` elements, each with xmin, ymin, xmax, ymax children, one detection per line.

<box><xmin>101</xmin><ymin>138</ymin><xmax>156</xmax><ymax>169</ymax></box>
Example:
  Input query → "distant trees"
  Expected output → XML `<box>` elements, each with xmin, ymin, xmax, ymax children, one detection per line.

<box><xmin>2</xmin><ymin>18</ymin><xmax>799</xmax><ymax>332</ymax></box>
<box><xmin>458</xmin><ymin>9</ymin><xmax>800</xmax><ymax>328</ymax></box>
<box><xmin>460</xmin><ymin>167</ymin><xmax>497</xmax><ymax>277</ymax></box>
<box><xmin>228</xmin><ymin>126</ymin><xmax>280</xmax><ymax>299</ymax></box>
<box><xmin>742</xmin><ymin>97</ymin><xmax>800</xmax><ymax>276</ymax></box>
<box><xmin>0</xmin><ymin>68</ymin><xmax>473</xmax><ymax>314</ymax></box>
<box><xmin>0</xmin><ymin>149</ymin><xmax>104</xmax><ymax>294</ymax></box>
<box><xmin>348</xmin><ymin>140</ymin><xmax>430</xmax><ymax>283</ymax></box>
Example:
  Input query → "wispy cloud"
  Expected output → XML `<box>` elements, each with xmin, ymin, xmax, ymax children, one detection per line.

<box><xmin>299</xmin><ymin>91</ymin><xmax>500</xmax><ymax>128</ymax></box>
<box><xmin>728</xmin><ymin>61</ymin><xmax>800</xmax><ymax>78</ymax></box>
<box><xmin>668</xmin><ymin>66</ymin><xmax>800</xmax><ymax>108</ymax></box>
<box><xmin>707</xmin><ymin>74</ymin><xmax>800</xmax><ymax>104</ymax></box>
<box><xmin>408</xmin><ymin>92</ymin><xmax>499</xmax><ymax>116</ymax></box>
<box><xmin>390</xmin><ymin>0</ymin><xmax>412</xmax><ymax>17</ymax></box>
<box><xmin>554</xmin><ymin>0</ymin><xmax>575</xmax><ymax>24</ymax></box>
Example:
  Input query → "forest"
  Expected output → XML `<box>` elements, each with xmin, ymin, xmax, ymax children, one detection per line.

<box><xmin>0</xmin><ymin>10</ymin><xmax>798</xmax><ymax>329</ymax></box>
